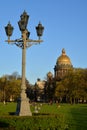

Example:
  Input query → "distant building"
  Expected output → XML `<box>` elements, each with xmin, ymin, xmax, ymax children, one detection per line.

<box><xmin>47</xmin><ymin>71</ymin><xmax>53</xmax><ymax>81</ymax></box>
<box><xmin>54</xmin><ymin>48</ymin><xmax>73</xmax><ymax>80</ymax></box>
<box><xmin>35</xmin><ymin>79</ymin><xmax>45</xmax><ymax>101</ymax></box>
<box><xmin>36</xmin><ymin>79</ymin><xmax>45</xmax><ymax>90</ymax></box>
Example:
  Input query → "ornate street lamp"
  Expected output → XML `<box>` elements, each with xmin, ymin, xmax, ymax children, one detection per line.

<box><xmin>5</xmin><ymin>11</ymin><xmax>44</xmax><ymax>116</ymax></box>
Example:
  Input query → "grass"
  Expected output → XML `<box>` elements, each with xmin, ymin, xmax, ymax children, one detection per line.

<box><xmin>0</xmin><ymin>102</ymin><xmax>16</xmax><ymax>116</ymax></box>
<box><xmin>0</xmin><ymin>102</ymin><xmax>87</xmax><ymax>130</ymax></box>
<box><xmin>37</xmin><ymin>103</ymin><xmax>87</xmax><ymax>129</ymax></box>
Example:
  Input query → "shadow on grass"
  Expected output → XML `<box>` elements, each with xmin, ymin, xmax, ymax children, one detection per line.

<box><xmin>33</xmin><ymin>113</ymin><xmax>50</xmax><ymax>116</ymax></box>
<box><xmin>9</xmin><ymin>112</ymin><xmax>15</xmax><ymax>115</ymax></box>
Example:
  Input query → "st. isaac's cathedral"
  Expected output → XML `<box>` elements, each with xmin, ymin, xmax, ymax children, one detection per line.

<box><xmin>54</xmin><ymin>48</ymin><xmax>73</xmax><ymax>80</ymax></box>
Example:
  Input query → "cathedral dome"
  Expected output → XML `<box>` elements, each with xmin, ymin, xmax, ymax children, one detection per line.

<box><xmin>56</xmin><ymin>49</ymin><xmax>72</xmax><ymax>66</ymax></box>
<box><xmin>47</xmin><ymin>71</ymin><xmax>53</xmax><ymax>78</ymax></box>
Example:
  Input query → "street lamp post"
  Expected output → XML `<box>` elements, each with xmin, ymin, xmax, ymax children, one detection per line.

<box><xmin>5</xmin><ymin>11</ymin><xmax>44</xmax><ymax>116</ymax></box>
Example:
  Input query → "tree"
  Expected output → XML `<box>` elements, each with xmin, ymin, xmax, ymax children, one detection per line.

<box><xmin>0</xmin><ymin>76</ymin><xmax>7</xmax><ymax>104</ymax></box>
<box><xmin>6</xmin><ymin>79</ymin><xmax>21</xmax><ymax>101</ymax></box>
<box><xmin>54</xmin><ymin>68</ymin><xmax>87</xmax><ymax>103</ymax></box>
<box><xmin>55</xmin><ymin>81</ymin><xmax>65</xmax><ymax>102</ymax></box>
<box><xmin>0</xmin><ymin>74</ymin><xmax>21</xmax><ymax>102</ymax></box>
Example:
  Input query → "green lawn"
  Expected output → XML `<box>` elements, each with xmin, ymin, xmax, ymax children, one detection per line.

<box><xmin>0</xmin><ymin>102</ymin><xmax>87</xmax><ymax>130</ymax></box>
<box><xmin>38</xmin><ymin>103</ymin><xmax>87</xmax><ymax>130</ymax></box>
<box><xmin>0</xmin><ymin>102</ymin><xmax>16</xmax><ymax>116</ymax></box>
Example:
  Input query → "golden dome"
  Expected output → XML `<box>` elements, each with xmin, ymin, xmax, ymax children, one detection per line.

<box><xmin>57</xmin><ymin>49</ymin><xmax>72</xmax><ymax>66</ymax></box>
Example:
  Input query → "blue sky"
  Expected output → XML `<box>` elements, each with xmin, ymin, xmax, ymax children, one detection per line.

<box><xmin>0</xmin><ymin>0</ymin><xmax>87</xmax><ymax>84</ymax></box>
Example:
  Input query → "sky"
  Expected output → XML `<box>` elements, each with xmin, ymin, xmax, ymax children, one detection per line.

<box><xmin>0</xmin><ymin>0</ymin><xmax>87</xmax><ymax>84</ymax></box>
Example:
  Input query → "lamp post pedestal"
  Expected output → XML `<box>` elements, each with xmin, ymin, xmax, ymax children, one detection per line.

<box><xmin>16</xmin><ymin>95</ymin><xmax>32</xmax><ymax>116</ymax></box>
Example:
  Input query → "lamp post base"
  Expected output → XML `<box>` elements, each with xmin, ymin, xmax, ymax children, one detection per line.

<box><xmin>16</xmin><ymin>97</ymin><xmax>32</xmax><ymax>116</ymax></box>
